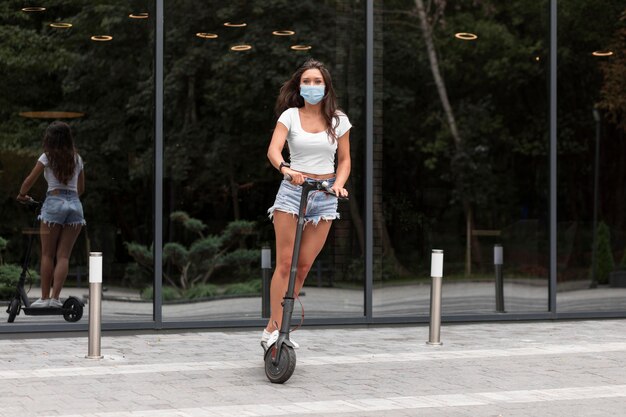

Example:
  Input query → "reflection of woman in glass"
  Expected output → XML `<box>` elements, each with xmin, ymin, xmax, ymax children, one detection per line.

<box><xmin>17</xmin><ymin>121</ymin><xmax>86</xmax><ymax>308</ymax></box>
<box><xmin>264</xmin><ymin>59</ymin><xmax>352</xmax><ymax>346</ymax></box>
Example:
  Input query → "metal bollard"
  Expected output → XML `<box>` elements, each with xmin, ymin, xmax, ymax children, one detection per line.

<box><xmin>261</xmin><ymin>246</ymin><xmax>271</xmax><ymax>318</ymax></box>
<box><xmin>494</xmin><ymin>244</ymin><xmax>505</xmax><ymax>313</ymax></box>
<box><xmin>86</xmin><ymin>252</ymin><xmax>103</xmax><ymax>359</ymax></box>
<box><xmin>426</xmin><ymin>249</ymin><xmax>444</xmax><ymax>346</ymax></box>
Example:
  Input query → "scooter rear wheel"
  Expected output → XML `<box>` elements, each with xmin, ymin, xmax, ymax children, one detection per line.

<box><xmin>63</xmin><ymin>298</ymin><xmax>83</xmax><ymax>322</ymax></box>
<box><xmin>264</xmin><ymin>343</ymin><xmax>296</xmax><ymax>384</ymax></box>
<box><xmin>7</xmin><ymin>297</ymin><xmax>20</xmax><ymax>323</ymax></box>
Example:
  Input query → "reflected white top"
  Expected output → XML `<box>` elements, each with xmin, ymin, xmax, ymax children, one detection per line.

<box><xmin>38</xmin><ymin>153</ymin><xmax>83</xmax><ymax>192</ymax></box>
<box><xmin>277</xmin><ymin>107</ymin><xmax>351</xmax><ymax>175</ymax></box>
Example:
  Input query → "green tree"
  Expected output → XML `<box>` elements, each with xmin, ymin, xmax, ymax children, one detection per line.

<box><xmin>126</xmin><ymin>211</ymin><xmax>259</xmax><ymax>290</ymax></box>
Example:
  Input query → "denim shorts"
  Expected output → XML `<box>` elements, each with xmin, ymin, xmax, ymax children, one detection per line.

<box><xmin>268</xmin><ymin>178</ymin><xmax>340</xmax><ymax>226</ymax></box>
<box><xmin>38</xmin><ymin>190</ymin><xmax>86</xmax><ymax>227</ymax></box>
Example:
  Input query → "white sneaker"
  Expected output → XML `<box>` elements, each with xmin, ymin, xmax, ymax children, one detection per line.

<box><xmin>261</xmin><ymin>329</ymin><xmax>272</xmax><ymax>344</ymax></box>
<box><xmin>30</xmin><ymin>298</ymin><xmax>49</xmax><ymax>308</ymax></box>
<box><xmin>265</xmin><ymin>329</ymin><xmax>299</xmax><ymax>349</ymax></box>
<box><xmin>49</xmin><ymin>298</ymin><xmax>63</xmax><ymax>308</ymax></box>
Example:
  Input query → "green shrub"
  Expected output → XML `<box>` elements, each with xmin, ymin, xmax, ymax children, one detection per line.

<box><xmin>184</xmin><ymin>283</ymin><xmax>219</xmax><ymax>299</ymax></box>
<box><xmin>223</xmin><ymin>279</ymin><xmax>262</xmax><ymax>296</ymax></box>
<box><xmin>140</xmin><ymin>286</ymin><xmax>181</xmax><ymax>301</ymax></box>
<box><xmin>123</xmin><ymin>263</ymin><xmax>152</xmax><ymax>288</ymax></box>
<box><xmin>0</xmin><ymin>264</ymin><xmax>40</xmax><ymax>300</ymax></box>
<box><xmin>125</xmin><ymin>213</ymin><xmax>259</xmax><ymax>290</ymax></box>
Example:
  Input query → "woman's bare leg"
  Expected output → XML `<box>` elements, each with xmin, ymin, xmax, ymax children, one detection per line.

<box><xmin>293</xmin><ymin>220</ymin><xmax>332</xmax><ymax>296</ymax></box>
<box><xmin>51</xmin><ymin>225</ymin><xmax>82</xmax><ymax>299</ymax></box>
<box><xmin>39</xmin><ymin>223</ymin><xmax>62</xmax><ymax>300</ymax></box>
<box><xmin>267</xmin><ymin>211</ymin><xmax>297</xmax><ymax>331</ymax></box>
<box><xmin>266</xmin><ymin>215</ymin><xmax>332</xmax><ymax>331</ymax></box>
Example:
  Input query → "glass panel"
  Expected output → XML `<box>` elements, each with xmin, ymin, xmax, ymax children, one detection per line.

<box><xmin>376</xmin><ymin>1</ymin><xmax>550</xmax><ymax>316</ymax></box>
<box><xmin>557</xmin><ymin>2</ymin><xmax>626</xmax><ymax>312</ymax></box>
<box><xmin>0</xmin><ymin>0</ymin><xmax>155</xmax><ymax>326</ymax></box>
<box><xmin>162</xmin><ymin>1</ymin><xmax>365</xmax><ymax>323</ymax></box>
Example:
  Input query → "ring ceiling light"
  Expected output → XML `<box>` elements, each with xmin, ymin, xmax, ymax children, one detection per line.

<box><xmin>231</xmin><ymin>44</ymin><xmax>252</xmax><ymax>51</ymax></box>
<box><xmin>196</xmin><ymin>33</ymin><xmax>218</xmax><ymax>39</ymax></box>
<box><xmin>91</xmin><ymin>35</ymin><xmax>113</xmax><ymax>41</ymax></box>
<box><xmin>272</xmin><ymin>30</ymin><xmax>295</xmax><ymax>36</ymax></box>
<box><xmin>455</xmin><ymin>32</ymin><xmax>478</xmax><ymax>40</ymax></box>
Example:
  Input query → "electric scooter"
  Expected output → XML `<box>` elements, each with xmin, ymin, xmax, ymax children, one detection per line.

<box><xmin>262</xmin><ymin>177</ymin><xmax>346</xmax><ymax>383</ymax></box>
<box><xmin>6</xmin><ymin>198</ymin><xmax>84</xmax><ymax>323</ymax></box>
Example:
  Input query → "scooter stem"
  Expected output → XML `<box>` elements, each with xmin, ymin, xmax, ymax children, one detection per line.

<box><xmin>273</xmin><ymin>181</ymin><xmax>315</xmax><ymax>364</ymax></box>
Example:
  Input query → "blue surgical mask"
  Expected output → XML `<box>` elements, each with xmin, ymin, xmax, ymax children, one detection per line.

<box><xmin>300</xmin><ymin>85</ymin><xmax>325</xmax><ymax>105</ymax></box>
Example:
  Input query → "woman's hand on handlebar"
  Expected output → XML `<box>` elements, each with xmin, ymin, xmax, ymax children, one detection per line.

<box><xmin>283</xmin><ymin>168</ymin><xmax>306</xmax><ymax>185</ymax></box>
<box><xmin>16</xmin><ymin>193</ymin><xmax>30</xmax><ymax>203</ymax></box>
<box><xmin>330</xmin><ymin>185</ymin><xmax>348</xmax><ymax>198</ymax></box>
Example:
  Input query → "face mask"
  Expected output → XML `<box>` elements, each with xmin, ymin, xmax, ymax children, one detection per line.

<box><xmin>300</xmin><ymin>85</ymin><xmax>325</xmax><ymax>105</ymax></box>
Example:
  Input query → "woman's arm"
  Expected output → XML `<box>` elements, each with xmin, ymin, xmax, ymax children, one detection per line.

<box><xmin>17</xmin><ymin>161</ymin><xmax>44</xmax><ymax>201</ymax></box>
<box><xmin>332</xmin><ymin>130</ymin><xmax>351</xmax><ymax>197</ymax></box>
<box><xmin>267</xmin><ymin>122</ymin><xmax>304</xmax><ymax>184</ymax></box>
<box><xmin>77</xmin><ymin>169</ymin><xmax>85</xmax><ymax>196</ymax></box>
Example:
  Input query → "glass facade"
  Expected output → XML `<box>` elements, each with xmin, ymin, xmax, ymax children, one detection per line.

<box><xmin>556</xmin><ymin>2</ymin><xmax>626</xmax><ymax>313</ymax></box>
<box><xmin>375</xmin><ymin>1</ymin><xmax>550</xmax><ymax>316</ymax></box>
<box><xmin>0</xmin><ymin>0</ymin><xmax>624</xmax><ymax>333</ymax></box>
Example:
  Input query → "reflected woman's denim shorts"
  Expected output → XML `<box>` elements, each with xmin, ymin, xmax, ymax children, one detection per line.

<box><xmin>268</xmin><ymin>178</ymin><xmax>340</xmax><ymax>226</ymax></box>
<box><xmin>39</xmin><ymin>189</ymin><xmax>86</xmax><ymax>227</ymax></box>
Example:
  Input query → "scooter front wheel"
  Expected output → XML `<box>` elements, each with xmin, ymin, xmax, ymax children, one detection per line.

<box><xmin>264</xmin><ymin>343</ymin><xmax>296</xmax><ymax>384</ymax></box>
<box><xmin>7</xmin><ymin>297</ymin><xmax>20</xmax><ymax>323</ymax></box>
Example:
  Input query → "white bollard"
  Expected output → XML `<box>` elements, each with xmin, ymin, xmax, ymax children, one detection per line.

<box><xmin>427</xmin><ymin>249</ymin><xmax>444</xmax><ymax>345</ymax></box>
<box><xmin>261</xmin><ymin>246</ymin><xmax>272</xmax><ymax>318</ymax></box>
<box><xmin>87</xmin><ymin>252</ymin><xmax>103</xmax><ymax>359</ymax></box>
<box><xmin>494</xmin><ymin>244</ymin><xmax>505</xmax><ymax>313</ymax></box>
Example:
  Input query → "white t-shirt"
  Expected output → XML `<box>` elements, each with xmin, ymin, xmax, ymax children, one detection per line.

<box><xmin>38</xmin><ymin>153</ymin><xmax>84</xmax><ymax>192</ymax></box>
<box><xmin>277</xmin><ymin>107</ymin><xmax>352</xmax><ymax>175</ymax></box>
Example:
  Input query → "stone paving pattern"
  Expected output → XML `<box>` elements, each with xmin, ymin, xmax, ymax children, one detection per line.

<box><xmin>1</xmin><ymin>319</ymin><xmax>625</xmax><ymax>416</ymax></box>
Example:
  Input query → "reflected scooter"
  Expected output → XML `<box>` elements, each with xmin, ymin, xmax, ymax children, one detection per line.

<box><xmin>261</xmin><ymin>176</ymin><xmax>347</xmax><ymax>383</ymax></box>
<box><xmin>6</xmin><ymin>198</ymin><xmax>84</xmax><ymax>323</ymax></box>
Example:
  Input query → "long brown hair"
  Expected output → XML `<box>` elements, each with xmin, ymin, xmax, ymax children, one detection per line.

<box><xmin>43</xmin><ymin>121</ymin><xmax>77</xmax><ymax>185</ymax></box>
<box><xmin>275</xmin><ymin>59</ymin><xmax>341</xmax><ymax>142</ymax></box>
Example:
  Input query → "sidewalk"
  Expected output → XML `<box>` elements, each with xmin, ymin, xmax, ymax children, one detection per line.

<box><xmin>1</xmin><ymin>320</ymin><xmax>625</xmax><ymax>416</ymax></box>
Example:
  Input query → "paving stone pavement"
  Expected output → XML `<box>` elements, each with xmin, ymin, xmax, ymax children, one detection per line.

<box><xmin>0</xmin><ymin>319</ymin><xmax>625</xmax><ymax>416</ymax></box>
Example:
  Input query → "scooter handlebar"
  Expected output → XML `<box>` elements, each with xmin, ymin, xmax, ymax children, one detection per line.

<box><xmin>19</xmin><ymin>197</ymin><xmax>40</xmax><ymax>207</ymax></box>
<box><xmin>283</xmin><ymin>174</ymin><xmax>349</xmax><ymax>201</ymax></box>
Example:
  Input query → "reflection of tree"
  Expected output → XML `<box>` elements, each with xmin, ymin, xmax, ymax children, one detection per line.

<box><xmin>598</xmin><ymin>8</ymin><xmax>626</xmax><ymax>132</ymax></box>
<box><xmin>382</xmin><ymin>0</ymin><xmax>550</xmax><ymax>276</ymax></box>
<box><xmin>8</xmin><ymin>0</ymin><xmax>624</xmax><ymax>285</ymax></box>
<box><xmin>0</xmin><ymin>0</ymin><xmax>365</xmax><ymax>281</ymax></box>
<box><xmin>414</xmin><ymin>0</ymin><xmax>475</xmax><ymax>275</ymax></box>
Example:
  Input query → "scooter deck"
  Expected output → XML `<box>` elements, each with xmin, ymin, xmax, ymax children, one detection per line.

<box><xmin>22</xmin><ymin>307</ymin><xmax>66</xmax><ymax>316</ymax></box>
